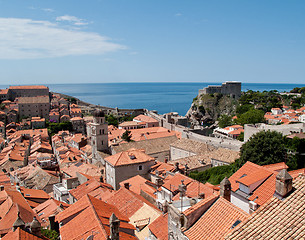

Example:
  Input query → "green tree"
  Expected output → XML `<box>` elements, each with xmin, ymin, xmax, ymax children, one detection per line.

<box><xmin>121</xmin><ymin>130</ymin><xmax>132</xmax><ymax>142</ymax></box>
<box><xmin>237</xmin><ymin>132</ymin><xmax>244</xmax><ymax>142</ymax></box>
<box><xmin>105</xmin><ymin>114</ymin><xmax>118</xmax><ymax>126</ymax></box>
<box><xmin>190</xmin><ymin>164</ymin><xmax>237</xmax><ymax>185</ymax></box>
<box><xmin>238</xmin><ymin>130</ymin><xmax>286</xmax><ymax>167</ymax></box>
<box><xmin>47</xmin><ymin>121</ymin><xmax>73</xmax><ymax>136</ymax></box>
<box><xmin>218</xmin><ymin>114</ymin><xmax>233</xmax><ymax>128</ymax></box>
<box><xmin>41</xmin><ymin>228</ymin><xmax>59</xmax><ymax>240</ymax></box>
<box><xmin>237</xmin><ymin>109</ymin><xmax>265</xmax><ymax>125</ymax></box>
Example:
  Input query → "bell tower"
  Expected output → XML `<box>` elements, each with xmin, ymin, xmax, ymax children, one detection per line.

<box><xmin>91</xmin><ymin>109</ymin><xmax>108</xmax><ymax>159</ymax></box>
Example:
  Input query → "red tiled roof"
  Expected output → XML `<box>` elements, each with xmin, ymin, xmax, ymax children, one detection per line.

<box><xmin>229</xmin><ymin>162</ymin><xmax>272</xmax><ymax>191</ymax></box>
<box><xmin>34</xmin><ymin>199</ymin><xmax>69</xmax><ymax>227</ymax></box>
<box><xmin>2</xmin><ymin>227</ymin><xmax>50</xmax><ymax>240</ymax></box>
<box><xmin>104</xmin><ymin>187</ymin><xmax>160</xmax><ymax>218</ymax></box>
<box><xmin>236</xmin><ymin>169</ymin><xmax>272</xmax><ymax>186</ymax></box>
<box><xmin>226</xmin><ymin>175</ymin><xmax>305</xmax><ymax>239</ymax></box>
<box><xmin>148</xmin><ymin>213</ymin><xmax>168</xmax><ymax>240</ymax></box>
<box><xmin>56</xmin><ymin>195</ymin><xmax>136</xmax><ymax>240</ymax></box>
<box><xmin>20</xmin><ymin>187</ymin><xmax>50</xmax><ymax>200</ymax></box>
<box><xmin>263</xmin><ymin>162</ymin><xmax>288</xmax><ymax>172</ymax></box>
<box><xmin>161</xmin><ymin>173</ymin><xmax>193</xmax><ymax>192</ymax></box>
<box><xmin>184</xmin><ymin>197</ymin><xmax>249</xmax><ymax>240</ymax></box>
<box><xmin>105</xmin><ymin>148</ymin><xmax>154</xmax><ymax>167</ymax></box>
<box><xmin>9</xmin><ymin>85</ymin><xmax>48</xmax><ymax>90</ymax></box>
<box><xmin>119</xmin><ymin>175</ymin><xmax>156</xmax><ymax>196</ymax></box>
<box><xmin>0</xmin><ymin>188</ymin><xmax>39</xmax><ymax>234</ymax></box>
<box><xmin>133</xmin><ymin>114</ymin><xmax>158</xmax><ymax>123</ymax></box>
<box><xmin>69</xmin><ymin>179</ymin><xmax>112</xmax><ymax>201</ymax></box>
<box><xmin>288</xmin><ymin>168</ymin><xmax>305</xmax><ymax>179</ymax></box>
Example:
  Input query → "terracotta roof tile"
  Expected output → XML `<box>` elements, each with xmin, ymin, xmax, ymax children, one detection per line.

<box><xmin>9</xmin><ymin>85</ymin><xmax>48</xmax><ymax>90</ymax></box>
<box><xmin>185</xmin><ymin>197</ymin><xmax>249</xmax><ymax>240</ymax></box>
<box><xmin>69</xmin><ymin>179</ymin><xmax>112</xmax><ymax>201</ymax></box>
<box><xmin>34</xmin><ymin>199</ymin><xmax>69</xmax><ymax>227</ymax></box>
<box><xmin>263</xmin><ymin>162</ymin><xmax>288</xmax><ymax>172</ymax></box>
<box><xmin>119</xmin><ymin>175</ymin><xmax>156</xmax><ymax>196</ymax></box>
<box><xmin>56</xmin><ymin>195</ymin><xmax>136</xmax><ymax>240</ymax></box>
<box><xmin>104</xmin><ymin>187</ymin><xmax>160</xmax><ymax>218</ymax></box>
<box><xmin>111</xmin><ymin>135</ymin><xmax>178</xmax><ymax>156</ymax></box>
<box><xmin>2</xmin><ymin>227</ymin><xmax>50</xmax><ymax>240</ymax></box>
<box><xmin>288</xmin><ymin>168</ymin><xmax>305</xmax><ymax>179</ymax></box>
<box><xmin>133</xmin><ymin>114</ymin><xmax>159</xmax><ymax>123</ymax></box>
<box><xmin>105</xmin><ymin>148</ymin><xmax>154</xmax><ymax>167</ymax></box>
<box><xmin>229</xmin><ymin>162</ymin><xmax>272</xmax><ymax>192</ymax></box>
<box><xmin>148</xmin><ymin>213</ymin><xmax>168</xmax><ymax>240</ymax></box>
<box><xmin>226</xmin><ymin>175</ymin><xmax>305</xmax><ymax>239</ymax></box>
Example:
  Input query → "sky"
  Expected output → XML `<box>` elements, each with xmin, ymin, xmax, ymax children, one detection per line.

<box><xmin>0</xmin><ymin>0</ymin><xmax>304</xmax><ymax>85</ymax></box>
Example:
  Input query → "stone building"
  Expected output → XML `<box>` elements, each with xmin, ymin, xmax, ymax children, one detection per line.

<box><xmin>90</xmin><ymin>109</ymin><xmax>108</xmax><ymax>162</ymax></box>
<box><xmin>199</xmin><ymin>81</ymin><xmax>241</xmax><ymax>99</ymax></box>
<box><xmin>104</xmin><ymin>148</ymin><xmax>155</xmax><ymax>190</ymax></box>
<box><xmin>7</xmin><ymin>85</ymin><xmax>49</xmax><ymax>101</ymax></box>
<box><xmin>18</xmin><ymin>96</ymin><xmax>50</xmax><ymax>119</ymax></box>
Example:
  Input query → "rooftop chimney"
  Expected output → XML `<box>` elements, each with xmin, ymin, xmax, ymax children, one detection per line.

<box><xmin>109</xmin><ymin>213</ymin><xmax>120</xmax><ymax>240</ymax></box>
<box><xmin>30</xmin><ymin>216</ymin><xmax>41</xmax><ymax>237</ymax></box>
<box><xmin>275</xmin><ymin>169</ymin><xmax>293</xmax><ymax>199</ymax></box>
<box><xmin>220</xmin><ymin>177</ymin><xmax>231</xmax><ymax>202</ymax></box>
<box><xmin>179</xmin><ymin>180</ymin><xmax>187</xmax><ymax>199</ymax></box>
<box><xmin>0</xmin><ymin>185</ymin><xmax>4</xmax><ymax>191</ymax></box>
<box><xmin>13</xmin><ymin>211</ymin><xmax>25</xmax><ymax>231</ymax></box>
<box><xmin>156</xmin><ymin>178</ymin><xmax>163</xmax><ymax>188</ymax></box>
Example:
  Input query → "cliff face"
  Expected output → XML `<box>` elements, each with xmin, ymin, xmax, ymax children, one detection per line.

<box><xmin>186</xmin><ymin>93</ymin><xmax>237</xmax><ymax>127</ymax></box>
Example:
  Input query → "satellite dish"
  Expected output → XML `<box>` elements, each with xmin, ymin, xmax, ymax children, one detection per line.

<box><xmin>86</xmin><ymin>236</ymin><xmax>94</xmax><ymax>240</ymax></box>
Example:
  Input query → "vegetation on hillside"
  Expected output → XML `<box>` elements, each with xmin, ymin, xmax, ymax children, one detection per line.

<box><xmin>216</xmin><ymin>89</ymin><xmax>305</xmax><ymax>128</ymax></box>
<box><xmin>190</xmin><ymin>130</ymin><xmax>305</xmax><ymax>185</ymax></box>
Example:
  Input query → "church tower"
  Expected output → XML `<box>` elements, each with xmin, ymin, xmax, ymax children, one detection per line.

<box><xmin>91</xmin><ymin>109</ymin><xmax>108</xmax><ymax>158</ymax></box>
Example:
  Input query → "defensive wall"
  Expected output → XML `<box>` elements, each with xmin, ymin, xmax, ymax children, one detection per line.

<box><xmin>146</xmin><ymin>110</ymin><xmax>242</xmax><ymax>151</ymax></box>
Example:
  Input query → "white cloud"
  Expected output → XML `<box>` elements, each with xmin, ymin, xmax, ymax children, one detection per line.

<box><xmin>175</xmin><ymin>13</ymin><xmax>182</xmax><ymax>17</ymax></box>
<box><xmin>43</xmin><ymin>8</ymin><xmax>55</xmax><ymax>13</ymax></box>
<box><xmin>56</xmin><ymin>15</ymin><xmax>88</xmax><ymax>26</ymax></box>
<box><xmin>0</xmin><ymin>18</ymin><xmax>126</xmax><ymax>59</ymax></box>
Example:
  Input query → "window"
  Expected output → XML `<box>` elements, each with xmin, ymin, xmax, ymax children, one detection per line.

<box><xmin>138</xmin><ymin>165</ymin><xmax>143</xmax><ymax>171</ymax></box>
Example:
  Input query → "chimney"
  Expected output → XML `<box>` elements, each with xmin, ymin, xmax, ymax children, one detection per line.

<box><xmin>0</xmin><ymin>185</ymin><xmax>4</xmax><ymax>191</ymax></box>
<box><xmin>124</xmin><ymin>182</ymin><xmax>129</xmax><ymax>190</ymax></box>
<box><xmin>156</xmin><ymin>178</ymin><xmax>164</xmax><ymax>188</ymax></box>
<box><xmin>109</xmin><ymin>213</ymin><xmax>120</xmax><ymax>240</ymax></box>
<box><xmin>100</xmin><ymin>169</ymin><xmax>104</xmax><ymax>183</ymax></box>
<box><xmin>13</xmin><ymin>211</ymin><xmax>25</xmax><ymax>231</ymax></box>
<box><xmin>178</xmin><ymin>180</ymin><xmax>187</xmax><ymax>199</ymax></box>
<box><xmin>275</xmin><ymin>169</ymin><xmax>293</xmax><ymax>199</ymax></box>
<box><xmin>48</xmin><ymin>215</ymin><xmax>59</xmax><ymax>232</ymax></box>
<box><xmin>162</xmin><ymin>200</ymin><xmax>168</xmax><ymax>213</ymax></box>
<box><xmin>184</xmin><ymin>164</ymin><xmax>189</xmax><ymax>176</ymax></box>
<box><xmin>30</xmin><ymin>216</ymin><xmax>41</xmax><ymax>237</ymax></box>
<box><xmin>59</xmin><ymin>172</ymin><xmax>63</xmax><ymax>183</ymax></box>
<box><xmin>220</xmin><ymin>177</ymin><xmax>231</xmax><ymax>202</ymax></box>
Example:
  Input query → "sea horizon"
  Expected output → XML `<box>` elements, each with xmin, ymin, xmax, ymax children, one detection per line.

<box><xmin>1</xmin><ymin>82</ymin><xmax>304</xmax><ymax>115</ymax></box>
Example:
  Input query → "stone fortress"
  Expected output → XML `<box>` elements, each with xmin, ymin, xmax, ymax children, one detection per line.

<box><xmin>198</xmin><ymin>81</ymin><xmax>241</xmax><ymax>99</ymax></box>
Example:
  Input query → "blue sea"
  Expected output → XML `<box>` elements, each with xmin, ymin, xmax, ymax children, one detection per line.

<box><xmin>1</xmin><ymin>82</ymin><xmax>304</xmax><ymax>115</ymax></box>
